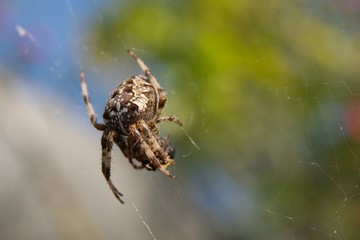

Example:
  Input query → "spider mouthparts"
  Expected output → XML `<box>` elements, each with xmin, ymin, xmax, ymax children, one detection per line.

<box><xmin>161</xmin><ymin>160</ymin><xmax>174</xmax><ymax>169</ymax></box>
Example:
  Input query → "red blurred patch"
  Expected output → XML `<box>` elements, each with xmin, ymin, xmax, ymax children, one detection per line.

<box><xmin>343</xmin><ymin>100</ymin><xmax>360</xmax><ymax>142</ymax></box>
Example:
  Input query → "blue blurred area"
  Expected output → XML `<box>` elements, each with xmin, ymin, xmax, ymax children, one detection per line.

<box><xmin>190</xmin><ymin>166</ymin><xmax>254</xmax><ymax>225</ymax></box>
<box><xmin>0</xmin><ymin>0</ymin><xmax>111</xmax><ymax>107</ymax></box>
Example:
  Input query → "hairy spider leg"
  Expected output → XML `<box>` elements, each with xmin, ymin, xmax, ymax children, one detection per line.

<box><xmin>136</xmin><ymin>120</ymin><xmax>175</xmax><ymax>171</ymax></box>
<box><xmin>128</xmin><ymin>123</ymin><xmax>176</xmax><ymax>179</ymax></box>
<box><xmin>156</xmin><ymin>116</ymin><xmax>183</xmax><ymax>126</ymax></box>
<box><xmin>113</xmin><ymin>134</ymin><xmax>145</xmax><ymax>170</ymax></box>
<box><xmin>124</xmin><ymin>135</ymin><xmax>147</xmax><ymax>170</ymax></box>
<box><xmin>127</xmin><ymin>50</ymin><xmax>167</xmax><ymax>117</ymax></box>
<box><xmin>158</xmin><ymin>115</ymin><xmax>200</xmax><ymax>150</ymax></box>
<box><xmin>80</xmin><ymin>71</ymin><xmax>106</xmax><ymax>131</ymax></box>
<box><xmin>138</xmin><ymin>120</ymin><xmax>175</xmax><ymax>167</ymax></box>
<box><xmin>101</xmin><ymin>130</ymin><xmax>124</xmax><ymax>204</ymax></box>
<box><xmin>127</xmin><ymin>50</ymin><xmax>162</xmax><ymax>92</ymax></box>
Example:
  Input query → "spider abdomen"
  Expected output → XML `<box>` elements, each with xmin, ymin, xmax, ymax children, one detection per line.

<box><xmin>103</xmin><ymin>75</ymin><xmax>158</xmax><ymax>133</ymax></box>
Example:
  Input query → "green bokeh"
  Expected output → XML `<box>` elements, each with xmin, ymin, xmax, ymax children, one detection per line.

<box><xmin>87</xmin><ymin>0</ymin><xmax>360</xmax><ymax>238</ymax></box>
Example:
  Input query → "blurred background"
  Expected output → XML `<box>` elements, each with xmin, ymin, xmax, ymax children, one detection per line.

<box><xmin>1</xmin><ymin>0</ymin><xmax>360</xmax><ymax>239</ymax></box>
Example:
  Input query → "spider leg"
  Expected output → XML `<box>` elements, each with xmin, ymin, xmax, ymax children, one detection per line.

<box><xmin>127</xmin><ymin>135</ymin><xmax>160</xmax><ymax>171</ymax></box>
<box><xmin>101</xmin><ymin>130</ymin><xmax>124</xmax><ymax>204</ymax></box>
<box><xmin>127</xmin><ymin>50</ymin><xmax>161</xmax><ymax>90</ymax></box>
<box><xmin>138</xmin><ymin>121</ymin><xmax>174</xmax><ymax>161</ymax></box>
<box><xmin>158</xmin><ymin>115</ymin><xmax>200</xmax><ymax>150</ymax></box>
<box><xmin>129</xmin><ymin>123</ymin><xmax>176</xmax><ymax>179</ymax></box>
<box><xmin>80</xmin><ymin>71</ymin><xmax>106</xmax><ymax>131</ymax></box>
<box><xmin>127</xmin><ymin>50</ymin><xmax>167</xmax><ymax>115</ymax></box>
<box><xmin>123</xmin><ymin>135</ymin><xmax>146</xmax><ymax>170</ymax></box>
<box><xmin>113</xmin><ymin>133</ymin><xmax>152</xmax><ymax>170</ymax></box>
<box><xmin>156</xmin><ymin>116</ymin><xmax>183</xmax><ymax>127</ymax></box>
<box><xmin>113</xmin><ymin>133</ymin><xmax>139</xmax><ymax>169</ymax></box>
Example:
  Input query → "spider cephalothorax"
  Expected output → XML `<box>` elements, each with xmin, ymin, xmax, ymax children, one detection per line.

<box><xmin>80</xmin><ymin>50</ymin><xmax>182</xmax><ymax>204</ymax></box>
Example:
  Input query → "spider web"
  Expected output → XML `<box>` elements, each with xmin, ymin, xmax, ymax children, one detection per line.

<box><xmin>1</xmin><ymin>0</ymin><xmax>360</xmax><ymax>240</ymax></box>
<box><xmin>267</xmin><ymin>80</ymin><xmax>360</xmax><ymax>239</ymax></box>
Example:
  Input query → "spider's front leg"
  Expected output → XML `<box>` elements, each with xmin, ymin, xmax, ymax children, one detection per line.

<box><xmin>128</xmin><ymin>124</ymin><xmax>176</xmax><ymax>179</ymax></box>
<box><xmin>101</xmin><ymin>130</ymin><xmax>124</xmax><ymax>204</ymax></box>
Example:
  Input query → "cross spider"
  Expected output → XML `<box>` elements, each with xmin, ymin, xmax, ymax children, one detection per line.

<box><xmin>80</xmin><ymin>50</ymin><xmax>182</xmax><ymax>204</ymax></box>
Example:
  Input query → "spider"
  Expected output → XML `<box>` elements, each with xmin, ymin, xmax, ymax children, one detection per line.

<box><xmin>80</xmin><ymin>50</ymin><xmax>182</xmax><ymax>204</ymax></box>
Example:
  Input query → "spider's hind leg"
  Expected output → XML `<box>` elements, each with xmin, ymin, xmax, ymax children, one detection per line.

<box><xmin>101</xmin><ymin>130</ymin><xmax>124</xmax><ymax>204</ymax></box>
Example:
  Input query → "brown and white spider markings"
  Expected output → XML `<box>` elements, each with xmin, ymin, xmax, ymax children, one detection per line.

<box><xmin>80</xmin><ymin>50</ymin><xmax>182</xmax><ymax>204</ymax></box>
